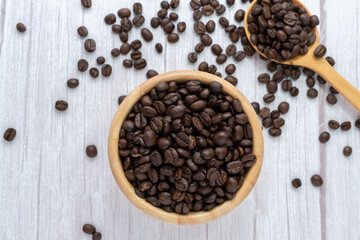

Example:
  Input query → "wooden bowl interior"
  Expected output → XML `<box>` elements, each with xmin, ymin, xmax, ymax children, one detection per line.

<box><xmin>108</xmin><ymin>70</ymin><xmax>264</xmax><ymax>225</ymax></box>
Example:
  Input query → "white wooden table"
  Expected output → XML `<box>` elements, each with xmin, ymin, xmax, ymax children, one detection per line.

<box><xmin>0</xmin><ymin>0</ymin><xmax>359</xmax><ymax>239</ymax></box>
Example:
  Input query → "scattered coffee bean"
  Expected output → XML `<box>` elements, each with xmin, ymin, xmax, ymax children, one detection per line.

<box><xmin>111</xmin><ymin>48</ymin><xmax>120</xmax><ymax>57</ymax></box>
<box><xmin>211</xmin><ymin>44</ymin><xmax>222</xmax><ymax>55</ymax></box>
<box><xmin>82</xmin><ymin>224</ymin><xmax>96</xmax><ymax>234</ymax></box>
<box><xmin>216</xmin><ymin>54</ymin><xmax>227</xmax><ymax>64</ymax></box>
<box><xmin>118</xmin><ymin>95</ymin><xmax>127</xmax><ymax>105</ymax></box>
<box><xmin>195</xmin><ymin>42</ymin><xmax>205</xmax><ymax>53</ymax></box>
<box><xmin>307</xmin><ymin>88</ymin><xmax>318</xmax><ymax>98</ymax></box>
<box><xmin>146</xmin><ymin>70</ymin><xmax>159</xmax><ymax>79</ymax></box>
<box><xmin>225</xmin><ymin>44</ymin><xmax>237</xmax><ymax>56</ymax></box>
<box><xmin>96</xmin><ymin>56</ymin><xmax>105</xmax><ymax>65</ymax></box>
<box><xmin>133</xmin><ymin>15</ymin><xmax>145</xmax><ymax>27</ymax></box>
<box><xmin>170</xmin><ymin>0</ymin><xmax>180</xmax><ymax>9</ymax></box>
<box><xmin>134</xmin><ymin>59</ymin><xmax>147</xmax><ymax>70</ymax></box>
<box><xmin>151</xmin><ymin>17</ymin><xmax>161</xmax><ymax>28</ymax></box>
<box><xmin>329</xmin><ymin>87</ymin><xmax>338</xmax><ymax>95</ymax></box>
<box><xmin>101</xmin><ymin>64</ymin><xmax>112</xmax><ymax>77</ymax></box>
<box><xmin>141</xmin><ymin>28</ymin><xmax>153</xmax><ymax>42</ymax></box>
<box><xmin>269</xmin><ymin>128</ymin><xmax>281</xmax><ymax>137</ymax></box>
<box><xmin>55</xmin><ymin>100</ymin><xmax>68</xmax><ymax>111</ymax></box>
<box><xmin>326</xmin><ymin>94</ymin><xmax>337</xmax><ymax>105</ymax></box>
<box><xmin>278</xmin><ymin>102</ymin><xmax>290</xmax><ymax>114</ymax></box>
<box><xmin>118</xmin><ymin>8</ymin><xmax>131</xmax><ymax>18</ymax></box>
<box><xmin>78</xmin><ymin>59</ymin><xmax>89</xmax><ymax>72</ymax></box>
<box><xmin>328</xmin><ymin>120</ymin><xmax>340</xmax><ymax>130</ymax></box>
<box><xmin>86</xmin><ymin>145</ymin><xmax>98</xmax><ymax>158</ymax></box>
<box><xmin>200</xmin><ymin>34</ymin><xmax>212</xmax><ymax>46</ymax></box>
<box><xmin>233</xmin><ymin>51</ymin><xmax>246</xmax><ymax>62</ymax></box>
<box><xmin>77</xmin><ymin>26</ymin><xmax>88</xmax><ymax>37</ymax></box>
<box><xmin>89</xmin><ymin>67</ymin><xmax>99</xmax><ymax>78</ymax></box>
<box><xmin>267</xmin><ymin>62</ymin><xmax>277</xmax><ymax>72</ymax></box>
<box><xmin>188</xmin><ymin>52</ymin><xmax>198</xmax><ymax>63</ymax></box>
<box><xmin>169</xmin><ymin>12</ymin><xmax>179</xmax><ymax>21</ymax></box>
<box><xmin>104</xmin><ymin>14</ymin><xmax>116</xmax><ymax>25</ymax></box>
<box><xmin>131</xmin><ymin>50</ymin><xmax>142</xmax><ymax>60</ymax></box>
<box><xmin>3</xmin><ymin>128</ymin><xmax>16</xmax><ymax>142</ymax></box>
<box><xmin>292</xmin><ymin>178</ymin><xmax>302</xmax><ymax>188</ymax></box>
<box><xmin>93</xmin><ymin>232</ymin><xmax>102</xmax><ymax>240</ymax></box>
<box><xmin>263</xmin><ymin>93</ymin><xmax>275</xmax><ymax>103</ymax></box>
<box><xmin>177</xmin><ymin>22</ymin><xmax>186</xmax><ymax>32</ymax></box>
<box><xmin>319</xmin><ymin>131</ymin><xmax>330</xmax><ymax>143</ymax></box>
<box><xmin>326</xmin><ymin>56</ymin><xmax>335</xmax><ymax>66</ymax></box>
<box><xmin>84</xmin><ymin>39</ymin><xmax>96</xmax><ymax>53</ymax></box>
<box><xmin>281</xmin><ymin>80</ymin><xmax>292</xmax><ymax>91</ymax></box>
<box><xmin>206</xmin><ymin>20</ymin><xmax>215</xmax><ymax>33</ymax></box>
<box><xmin>193</xmin><ymin>10</ymin><xmax>203</xmax><ymax>21</ymax></box>
<box><xmin>67</xmin><ymin>78</ymin><xmax>79</xmax><ymax>88</ymax></box>
<box><xmin>290</xmin><ymin>87</ymin><xmax>299</xmax><ymax>97</ymax></box>
<box><xmin>317</xmin><ymin>75</ymin><xmax>326</xmax><ymax>85</ymax></box>
<box><xmin>314</xmin><ymin>44</ymin><xmax>326</xmax><ymax>58</ymax></box>
<box><xmin>225</xmin><ymin>76</ymin><xmax>238</xmax><ymax>86</ymax></box>
<box><xmin>306</xmin><ymin>77</ymin><xmax>315</xmax><ymax>88</ymax></box>
<box><xmin>343</xmin><ymin>146</ymin><xmax>352</xmax><ymax>157</ymax></box>
<box><xmin>340</xmin><ymin>121</ymin><xmax>351</xmax><ymax>131</ymax></box>
<box><xmin>155</xmin><ymin>43</ymin><xmax>163</xmax><ymax>53</ymax></box>
<box><xmin>225</xmin><ymin>64</ymin><xmax>236</xmax><ymax>75</ymax></box>
<box><xmin>120</xmin><ymin>43</ymin><xmax>131</xmax><ymax>55</ymax></box>
<box><xmin>355</xmin><ymin>119</ymin><xmax>360</xmax><ymax>129</ymax></box>
<box><xmin>168</xmin><ymin>33</ymin><xmax>179</xmax><ymax>43</ymax></box>
<box><xmin>161</xmin><ymin>1</ymin><xmax>170</xmax><ymax>9</ymax></box>
<box><xmin>81</xmin><ymin>0</ymin><xmax>92</xmax><ymax>8</ymax></box>
<box><xmin>133</xmin><ymin>2</ymin><xmax>143</xmax><ymax>15</ymax></box>
<box><xmin>123</xmin><ymin>59</ymin><xmax>133</xmax><ymax>68</ymax></box>
<box><xmin>266</xmin><ymin>81</ymin><xmax>278</xmax><ymax>94</ymax></box>
<box><xmin>311</xmin><ymin>174</ymin><xmax>323</xmax><ymax>187</ymax></box>
<box><xmin>16</xmin><ymin>23</ymin><xmax>26</xmax><ymax>32</ymax></box>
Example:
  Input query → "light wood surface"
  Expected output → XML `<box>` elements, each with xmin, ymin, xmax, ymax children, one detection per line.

<box><xmin>0</xmin><ymin>0</ymin><xmax>359</xmax><ymax>239</ymax></box>
<box><xmin>108</xmin><ymin>70</ymin><xmax>264</xmax><ymax>225</ymax></box>
<box><xmin>245</xmin><ymin>0</ymin><xmax>360</xmax><ymax>112</ymax></box>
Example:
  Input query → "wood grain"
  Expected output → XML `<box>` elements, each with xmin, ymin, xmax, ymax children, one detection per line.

<box><xmin>0</xmin><ymin>0</ymin><xmax>359</xmax><ymax>239</ymax></box>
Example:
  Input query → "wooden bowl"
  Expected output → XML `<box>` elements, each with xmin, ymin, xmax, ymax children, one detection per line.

<box><xmin>108</xmin><ymin>70</ymin><xmax>264</xmax><ymax>225</ymax></box>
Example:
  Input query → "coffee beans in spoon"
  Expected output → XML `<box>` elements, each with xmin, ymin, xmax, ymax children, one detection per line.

<box><xmin>119</xmin><ymin>81</ymin><xmax>256</xmax><ymax>214</ymax></box>
<box><xmin>247</xmin><ymin>0</ymin><xmax>320</xmax><ymax>62</ymax></box>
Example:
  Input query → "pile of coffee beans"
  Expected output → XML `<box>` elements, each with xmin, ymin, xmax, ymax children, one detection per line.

<box><xmin>82</xmin><ymin>224</ymin><xmax>102</xmax><ymax>240</ymax></box>
<box><xmin>247</xmin><ymin>0</ymin><xmax>319</xmax><ymax>61</ymax></box>
<box><xmin>119</xmin><ymin>80</ymin><xmax>256</xmax><ymax>214</ymax></box>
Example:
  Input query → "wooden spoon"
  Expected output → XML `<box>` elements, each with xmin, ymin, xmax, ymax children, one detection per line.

<box><xmin>245</xmin><ymin>0</ymin><xmax>360</xmax><ymax>112</ymax></box>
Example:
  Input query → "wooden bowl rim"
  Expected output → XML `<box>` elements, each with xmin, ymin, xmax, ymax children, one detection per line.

<box><xmin>108</xmin><ymin>70</ymin><xmax>264</xmax><ymax>225</ymax></box>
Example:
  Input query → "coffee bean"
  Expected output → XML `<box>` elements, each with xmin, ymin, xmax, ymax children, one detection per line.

<box><xmin>225</xmin><ymin>76</ymin><xmax>238</xmax><ymax>86</ymax></box>
<box><xmin>169</xmin><ymin>12</ymin><xmax>178</xmax><ymax>21</ymax></box>
<box><xmin>340</xmin><ymin>121</ymin><xmax>351</xmax><ymax>131</ymax></box>
<box><xmin>67</xmin><ymin>78</ymin><xmax>79</xmax><ymax>88</ymax></box>
<box><xmin>170</xmin><ymin>0</ymin><xmax>180</xmax><ymax>8</ymax></box>
<box><xmin>134</xmin><ymin>59</ymin><xmax>147</xmax><ymax>70</ymax></box>
<box><xmin>215</xmin><ymin>4</ymin><xmax>226</xmax><ymax>15</ymax></box>
<box><xmin>290</xmin><ymin>87</ymin><xmax>299</xmax><ymax>97</ymax></box>
<box><xmin>141</xmin><ymin>28</ymin><xmax>153</xmax><ymax>42</ymax></box>
<box><xmin>112</xmin><ymin>25</ymin><xmax>122</xmax><ymax>34</ymax></box>
<box><xmin>314</xmin><ymin>44</ymin><xmax>326</xmax><ymax>58</ymax></box>
<box><xmin>84</xmin><ymin>39</ymin><xmax>96</xmax><ymax>53</ymax></box>
<box><xmin>209</xmin><ymin>81</ymin><xmax>223</xmax><ymax>93</ymax></box>
<box><xmin>168</xmin><ymin>33</ymin><xmax>179</xmax><ymax>43</ymax></box>
<box><xmin>263</xmin><ymin>93</ymin><xmax>275</xmax><ymax>103</ymax></box>
<box><xmin>225</xmin><ymin>64</ymin><xmax>236</xmax><ymax>75</ymax></box>
<box><xmin>89</xmin><ymin>67</ymin><xmax>99</xmax><ymax>78</ymax></box>
<box><xmin>292</xmin><ymin>178</ymin><xmax>302</xmax><ymax>188</ymax></box>
<box><xmin>205</xmin><ymin>20</ymin><xmax>215</xmax><ymax>33</ymax></box>
<box><xmin>328</xmin><ymin>120</ymin><xmax>340</xmax><ymax>130</ymax></box>
<box><xmin>77</xmin><ymin>26</ymin><xmax>88</xmax><ymax>37</ymax></box>
<box><xmin>133</xmin><ymin>2</ymin><xmax>143</xmax><ymax>15</ymax></box>
<box><xmin>119</xmin><ymin>43</ymin><xmax>131</xmax><ymax>55</ymax></box>
<box><xmin>78</xmin><ymin>59</ymin><xmax>88</xmax><ymax>72</ymax></box>
<box><xmin>225</xmin><ymin>44</ymin><xmax>236</xmax><ymax>56</ymax></box>
<box><xmin>111</xmin><ymin>48</ymin><xmax>120</xmax><ymax>57</ymax></box>
<box><xmin>131</xmin><ymin>50</ymin><xmax>142</xmax><ymax>60</ymax></box>
<box><xmin>155</xmin><ymin>43</ymin><xmax>163</xmax><ymax>53</ymax></box>
<box><xmin>101</xmin><ymin>64</ymin><xmax>112</xmax><ymax>77</ymax></box>
<box><xmin>356</xmin><ymin>119</ymin><xmax>360</xmax><ymax>129</ymax></box>
<box><xmin>306</xmin><ymin>77</ymin><xmax>315</xmax><ymax>88</ymax></box>
<box><xmin>235</xmin><ymin>9</ymin><xmax>245</xmax><ymax>22</ymax></box>
<box><xmin>55</xmin><ymin>100</ymin><xmax>68</xmax><ymax>111</ymax></box>
<box><xmin>267</xmin><ymin>62</ymin><xmax>277</xmax><ymax>72</ymax></box>
<box><xmin>161</xmin><ymin>1</ymin><xmax>170</xmax><ymax>9</ymax></box>
<box><xmin>16</xmin><ymin>23</ymin><xmax>26</xmax><ymax>32</ymax></box>
<box><xmin>211</xmin><ymin>44</ymin><xmax>222</xmax><ymax>55</ymax></box>
<box><xmin>307</xmin><ymin>88</ymin><xmax>318</xmax><ymax>98</ymax></box>
<box><xmin>326</xmin><ymin>56</ymin><xmax>336</xmax><ymax>66</ymax></box>
<box><xmin>195</xmin><ymin>42</ymin><xmax>205</xmax><ymax>53</ymax></box>
<box><xmin>158</xmin><ymin>9</ymin><xmax>168</xmax><ymax>18</ymax></box>
<box><xmin>281</xmin><ymin>80</ymin><xmax>292</xmax><ymax>91</ymax></box>
<box><xmin>188</xmin><ymin>52</ymin><xmax>198</xmax><ymax>63</ymax></box>
<box><xmin>81</xmin><ymin>0</ymin><xmax>92</xmax><ymax>8</ymax></box>
<box><xmin>343</xmin><ymin>146</ymin><xmax>352</xmax><ymax>157</ymax></box>
<box><xmin>104</xmin><ymin>14</ymin><xmax>116</xmax><ymax>25</ymax></box>
<box><xmin>311</xmin><ymin>174</ymin><xmax>323</xmax><ymax>187</ymax></box>
<box><xmin>317</xmin><ymin>75</ymin><xmax>326</xmax><ymax>85</ymax></box>
<box><xmin>233</xmin><ymin>51</ymin><xmax>246</xmax><ymax>62</ymax></box>
<box><xmin>86</xmin><ymin>145</ymin><xmax>98</xmax><ymax>158</ymax></box>
<box><xmin>326</xmin><ymin>94</ymin><xmax>337</xmax><ymax>105</ymax></box>
<box><xmin>269</xmin><ymin>128</ymin><xmax>281</xmax><ymax>137</ymax></box>
<box><xmin>83</xmin><ymin>224</ymin><xmax>96</xmax><ymax>234</ymax></box>
<box><xmin>95</xmin><ymin>57</ymin><xmax>105</xmax><ymax>65</ymax></box>
<box><xmin>177</xmin><ymin>22</ymin><xmax>186</xmax><ymax>32</ymax></box>
<box><xmin>200</xmin><ymin>34</ymin><xmax>212</xmax><ymax>46</ymax></box>
<box><xmin>133</xmin><ymin>15</ymin><xmax>145</xmax><ymax>27</ymax></box>
<box><xmin>278</xmin><ymin>102</ymin><xmax>289</xmax><ymax>114</ymax></box>
<box><xmin>329</xmin><ymin>87</ymin><xmax>338</xmax><ymax>94</ymax></box>
<box><xmin>118</xmin><ymin>8</ymin><xmax>131</xmax><ymax>18</ymax></box>
<box><xmin>146</xmin><ymin>70</ymin><xmax>158</xmax><ymax>79</ymax></box>
<box><xmin>216</xmin><ymin>54</ymin><xmax>227</xmax><ymax>64</ymax></box>
<box><xmin>93</xmin><ymin>232</ymin><xmax>102</xmax><ymax>240</ymax></box>
<box><xmin>266</xmin><ymin>81</ymin><xmax>278</xmax><ymax>94</ymax></box>
<box><xmin>118</xmin><ymin>95</ymin><xmax>126</xmax><ymax>105</ymax></box>
<box><xmin>123</xmin><ymin>59</ymin><xmax>133</xmax><ymax>68</ymax></box>
<box><xmin>151</xmin><ymin>17</ymin><xmax>161</xmax><ymax>28</ymax></box>
<box><xmin>3</xmin><ymin>128</ymin><xmax>16</xmax><ymax>142</ymax></box>
<box><xmin>319</xmin><ymin>132</ymin><xmax>330</xmax><ymax>143</ymax></box>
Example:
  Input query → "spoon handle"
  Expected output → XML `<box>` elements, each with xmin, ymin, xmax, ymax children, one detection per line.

<box><xmin>305</xmin><ymin>58</ymin><xmax>360</xmax><ymax>112</ymax></box>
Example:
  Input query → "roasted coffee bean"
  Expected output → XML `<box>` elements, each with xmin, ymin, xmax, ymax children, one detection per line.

<box><xmin>104</xmin><ymin>14</ymin><xmax>116</xmax><ymax>25</ymax></box>
<box><xmin>169</xmin><ymin>12</ymin><xmax>179</xmax><ymax>21</ymax></box>
<box><xmin>89</xmin><ymin>68</ymin><xmax>99</xmax><ymax>78</ymax></box>
<box><xmin>161</xmin><ymin>1</ymin><xmax>170</xmax><ymax>9</ymax></box>
<box><xmin>188</xmin><ymin>52</ymin><xmax>198</xmax><ymax>63</ymax></box>
<box><xmin>101</xmin><ymin>64</ymin><xmax>112</xmax><ymax>77</ymax></box>
<box><xmin>119</xmin><ymin>32</ymin><xmax>128</xmax><ymax>42</ymax></box>
<box><xmin>93</xmin><ymin>232</ymin><xmax>102</xmax><ymax>240</ymax></box>
<box><xmin>81</xmin><ymin>0</ymin><xmax>92</xmax><ymax>8</ymax></box>
<box><xmin>356</xmin><ymin>119</ymin><xmax>360</xmax><ymax>129</ymax></box>
<box><xmin>3</xmin><ymin>128</ymin><xmax>16</xmax><ymax>142</ymax></box>
<box><xmin>155</xmin><ymin>43</ymin><xmax>163</xmax><ymax>53</ymax></box>
<box><xmin>168</xmin><ymin>33</ymin><xmax>179</xmax><ymax>43</ymax></box>
<box><xmin>112</xmin><ymin>24</ymin><xmax>121</xmax><ymax>33</ymax></box>
<box><xmin>193</xmin><ymin>10</ymin><xmax>203</xmax><ymax>21</ymax></box>
<box><xmin>307</xmin><ymin>88</ymin><xmax>318</xmax><ymax>98</ymax></box>
<box><xmin>292</xmin><ymin>178</ymin><xmax>302</xmax><ymax>188</ymax></box>
<box><xmin>198</xmin><ymin>62</ymin><xmax>208</xmax><ymax>72</ymax></box>
<box><xmin>203</xmin><ymin>5</ymin><xmax>214</xmax><ymax>16</ymax></box>
<box><xmin>266</xmin><ymin>81</ymin><xmax>278</xmax><ymax>93</ymax></box>
<box><xmin>77</xmin><ymin>26</ymin><xmax>88</xmax><ymax>37</ymax></box>
<box><xmin>83</xmin><ymin>224</ymin><xmax>96</xmax><ymax>234</ymax></box>
<box><xmin>330</xmin><ymin>87</ymin><xmax>339</xmax><ymax>94</ymax></box>
<box><xmin>225</xmin><ymin>76</ymin><xmax>238</xmax><ymax>86</ymax></box>
<box><xmin>16</xmin><ymin>23</ymin><xmax>26</xmax><ymax>32</ymax></box>
<box><xmin>206</xmin><ymin>20</ymin><xmax>215</xmax><ymax>33</ymax></box>
<box><xmin>131</xmin><ymin>50</ymin><xmax>142</xmax><ymax>60</ymax></box>
<box><xmin>96</xmin><ymin>56</ymin><xmax>105</xmax><ymax>65</ymax></box>
<box><xmin>133</xmin><ymin>15</ymin><xmax>145</xmax><ymax>27</ymax></box>
<box><xmin>215</xmin><ymin>4</ymin><xmax>226</xmax><ymax>15</ymax></box>
<box><xmin>278</xmin><ymin>102</ymin><xmax>289</xmax><ymax>114</ymax></box>
<box><xmin>328</xmin><ymin>120</ymin><xmax>340</xmax><ymax>130</ymax></box>
<box><xmin>226</xmin><ymin>45</ymin><xmax>237</xmax><ymax>56</ymax></box>
<box><xmin>123</xmin><ymin>59</ymin><xmax>133</xmax><ymax>68</ymax></box>
<box><xmin>340</xmin><ymin>121</ymin><xmax>351</xmax><ymax>131</ymax></box>
<box><xmin>326</xmin><ymin>94</ymin><xmax>337</xmax><ymax>105</ymax></box>
<box><xmin>141</xmin><ymin>28</ymin><xmax>153</xmax><ymax>42</ymax></box>
<box><xmin>234</xmin><ymin>51</ymin><xmax>246</xmax><ymax>62</ymax></box>
<box><xmin>194</xmin><ymin>21</ymin><xmax>206</xmax><ymax>34</ymax></box>
<box><xmin>86</xmin><ymin>145</ymin><xmax>98</xmax><ymax>158</ymax></box>
<box><xmin>235</xmin><ymin>9</ymin><xmax>245</xmax><ymax>22</ymax></box>
<box><xmin>67</xmin><ymin>78</ymin><xmax>79</xmax><ymax>88</ymax></box>
<box><xmin>216</xmin><ymin>54</ymin><xmax>227</xmax><ymax>64</ymax></box>
<box><xmin>311</xmin><ymin>174</ymin><xmax>323</xmax><ymax>187</ymax></box>
<box><xmin>306</xmin><ymin>77</ymin><xmax>315</xmax><ymax>88</ymax></box>
<box><xmin>55</xmin><ymin>100</ymin><xmax>68</xmax><ymax>111</ymax></box>
<box><xmin>314</xmin><ymin>44</ymin><xmax>326</xmax><ymax>58</ymax></box>
<box><xmin>343</xmin><ymin>146</ymin><xmax>352</xmax><ymax>157</ymax></box>
<box><xmin>170</xmin><ymin>0</ymin><xmax>180</xmax><ymax>8</ymax></box>
<box><xmin>78</xmin><ymin>59</ymin><xmax>88</xmax><ymax>72</ymax></box>
<box><xmin>281</xmin><ymin>80</ymin><xmax>292</xmax><ymax>91</ymax></box>
<box><xmin>178</xmin><ymin>22</ymin><xmax>186</xmax><ymax>32</ymax></box>
<box><xmin>151</xmin><ymin>17</ymin><xmax>161</xmax><ymax>28</ymax></box>
<box><xmin>225</xmin><ymin>64</ymin><xmax>236</xmax><ymax>75</ymax></box>
<box><xmin>319</xmin><ymin>132</ymin><xmax>330</xmax><ymax>143</ymax></box>
<box><xmin>146</xmin><ymin>70</ymin><xmax>158</xmax><ymax>79</ymax></box>
<box><xmin>84</xmin><ymin>39</ymin><xmax>96</xmax><ymax>53</ymax></box>
<box><xmin>195</xmin><ymin>42</ymin><xmax>205</xmax><ymax>53</ymax></box>
<box><xmin>326</xmin><ymin>56</ymin><xmax>336</xmax><ymax>66</ymax></box>
<box><xmin>118</xmin><ymin>8</ymin><xmax>131</xmax><ymax>18</ymax></box>
<box><xmin>119</xmin><ymin>43</ymin><xmax>130</xmax><ymax>55</ymax></box>
<box><xmin>111</xmin><ymin>48</ymin><xmax>120</xmax><ymax>57</ymax></box>
<box><xmin>263</xmin><ymin>93</ymin><xmax>275</xmax><ymax>103</ymax></box>
<box><xmin>269</xmin><ymin>128</ymin><xmax>281</xmax><ymax>137</ymax></box>
<box><xmin>290</xmin><ymin>87</ymin><xmax>299</xmax><ymax>97</ymax></box>
<box><xmin>317</xmin><ymin>75</ymin><xmax>326</xmax><ymax>85</ymax></box>
<box><xmin>158</xmin><ymin>9</ymin><xmax>168</xmax><ymax>18</ymax></box>
<box><xmin>118</xmin><ymin>95</ymin><xmax>126</xmax><ymax>105</ymax></box>
<box><xmin>267</xmin><ymin>62</ymin><xmax>277</xmax><ymax>72</ymax></box>
<box><xmin>133</xmin><ymin>2</ymin><xmax>143</xmax><ymax>15</ymax></box>
<box><xmin>211</xmin><ymin>44</ymin><xmax>222</xmax><ymax>55</ymax></box>
<box><xmin>200</xmin><ymin>34</ymin><xmax>212</xmax><ymax>46</ymax></box>
<box><xmin>134</xmin><ymin>59</ymin><xmax>147</xmax><ymax>70</ymax></box>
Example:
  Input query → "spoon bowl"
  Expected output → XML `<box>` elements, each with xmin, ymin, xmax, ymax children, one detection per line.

<box><xmin>245</xmin><ymin>0</ymin><xmax>360</xmax><ymax>112</ymax></box>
